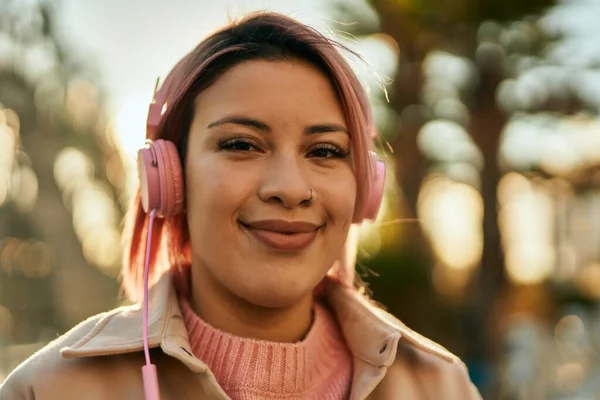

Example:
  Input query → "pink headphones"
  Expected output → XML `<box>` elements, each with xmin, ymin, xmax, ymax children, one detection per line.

<box><xmin>136</xmin><ymin>71</ymin><xmax>386</xmax><ymax>399</ymax></box>
<box><xmin>137</xmin><ymin>140</ymin><xmax>385</xmax><ymax>220</ymax></box>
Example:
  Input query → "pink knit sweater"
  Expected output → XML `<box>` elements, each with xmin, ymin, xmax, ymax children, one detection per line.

<box><xmin>177</xmin><ymin>290</ymin><xmax>353</xmax><ymax>399</ymax></box>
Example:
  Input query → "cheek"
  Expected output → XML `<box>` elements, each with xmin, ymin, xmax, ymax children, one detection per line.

<box><xmin>320</xmin><ymin>169</ymin><xmax>357</xmax><ymax>224</ymax></box>
<box><xmin>185</xmin><ymin>158</ymin><xmax>255</xmax><ymax>223</ymax></box>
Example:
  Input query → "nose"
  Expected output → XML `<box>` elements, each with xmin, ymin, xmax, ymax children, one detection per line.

<box><xmin>257</xmin><ymin>155</ymin><xmax>312</xmax><ymax>209</ymax></box>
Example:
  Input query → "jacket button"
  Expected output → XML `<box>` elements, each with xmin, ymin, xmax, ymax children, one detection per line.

<box><xmin>379</xmin><ymin>344</ymin><xmax>387</xmax><ymax>354</ymax></box>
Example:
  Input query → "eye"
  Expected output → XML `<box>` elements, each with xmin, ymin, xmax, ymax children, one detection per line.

<box><xmin>218</xmin><ymin>138</ymin><xmax>260</xmax><ymax>152</ymax></box>
<box><xmin>308</xmin><ymin>143</ymin><xmax>350</xmax><ymax>159</ymax></box>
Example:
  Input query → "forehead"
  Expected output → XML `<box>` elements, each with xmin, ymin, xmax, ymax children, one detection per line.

<box><xmin>193</xmin><ymin>59</ymin><xmax>346</xmax><ymax>125</ymax></box>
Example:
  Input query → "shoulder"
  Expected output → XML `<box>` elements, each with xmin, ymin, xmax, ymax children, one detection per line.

<box><xmin>369</xmin><ymin>308</ymin><xmax>482</xmax><ymax>399</ymax></box>
<box><xmin>379</xmin><ymin>325</ymin><xmax>482</xmax><ymax>399</ymax></box>
<box><xmin>0</xmin><ymin>308</ymin><xmax>126</xmax><ymax>400</ymax></box>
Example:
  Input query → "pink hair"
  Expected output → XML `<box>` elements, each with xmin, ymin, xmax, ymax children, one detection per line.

<box><xmin>121</xmin><ymin>12</ymin><xmax>378</xmax><ymax>302</ymax></box>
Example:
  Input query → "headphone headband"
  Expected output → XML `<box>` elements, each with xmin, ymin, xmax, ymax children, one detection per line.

<box><xmin>146</xmin><ymin>56</ymin><xmax>190</xmax><ymax>138</ymax></box>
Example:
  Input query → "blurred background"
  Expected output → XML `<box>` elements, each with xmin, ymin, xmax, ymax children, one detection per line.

<box><xmin>1</xmin><ymin>0</ymin><xmax>600</xmax><ymax>398</ymax></box>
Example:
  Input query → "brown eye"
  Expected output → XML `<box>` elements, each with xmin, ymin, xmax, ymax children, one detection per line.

<box><xmin>218</xmin><ymin>138</ymin><xmax>259</xmax><ymax>152</ymax></box>
<box><xmin>308</xmin><ymin>143</ymin><xmax>349</xmax><ymax>159</ymax></box>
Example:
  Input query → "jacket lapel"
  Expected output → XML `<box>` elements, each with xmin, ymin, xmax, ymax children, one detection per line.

<box><xmin>62</xmin><ymin>273</ymin><xmax>170</xmax><ymax>358</ymax></box>
<box><xmin>61</xmin><ymin>272</ymin><xmax>457</xmax><ymax>400</ymax></box>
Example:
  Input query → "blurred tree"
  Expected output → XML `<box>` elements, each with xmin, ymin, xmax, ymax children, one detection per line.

<box><xmin>0</xmin><ymin>0</ymin><xmax>125</xmax><ymax>356</ymax></box>
<box><xmin>329</xmin><ymin>0</ymin><xmax>560</xmax><ymax>394</ymax></box>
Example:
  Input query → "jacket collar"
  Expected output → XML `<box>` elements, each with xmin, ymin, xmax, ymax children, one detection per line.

<box><xmin>61</xmin><ymin>271</ymin><xmax>455</xmax><ymax>368</ymax></box>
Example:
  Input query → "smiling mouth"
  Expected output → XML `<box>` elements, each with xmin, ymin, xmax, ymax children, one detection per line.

<box><xmin>239</xmin><ymin>222</ymin><xmax>321</xmax><ymax>252</ymax></box>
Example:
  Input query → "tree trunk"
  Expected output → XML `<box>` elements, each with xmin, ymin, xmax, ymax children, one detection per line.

<box><xmin>466</xmin><ymin>63</ymin><xmax>508</xmax><ymax>394</ymax></box>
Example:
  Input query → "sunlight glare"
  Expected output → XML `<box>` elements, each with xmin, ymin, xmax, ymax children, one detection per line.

<box><xmin>498</xmin><ymin>173</ymin><xmax>556</xmax><ymax>285</ymax></box>
<box><xmin>114</xmin><ymin>91</ymin><xmax>153</xmax><ymax>166</ymax></box>
<box><xmin>418</xmin><ymin>176</ymin><xmax>483</xmax><ymax>270</ymax></box>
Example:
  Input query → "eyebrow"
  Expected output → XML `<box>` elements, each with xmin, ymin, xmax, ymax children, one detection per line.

<box><xmin>207</xmin><ymin>115</ymin><xmax>348</xmax><ymax>135</ymax></box>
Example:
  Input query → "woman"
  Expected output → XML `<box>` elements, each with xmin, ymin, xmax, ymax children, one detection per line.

<box><xmin>1</xmin><ymin>11</ymin><xmax>481</xmax><ymax>400</ymax></box>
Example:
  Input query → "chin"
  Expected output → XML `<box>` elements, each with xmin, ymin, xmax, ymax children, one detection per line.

<box><xmin>235</xmin><ymin>275</ymin><xmax>317</xmax><ymax>309</ymax></box>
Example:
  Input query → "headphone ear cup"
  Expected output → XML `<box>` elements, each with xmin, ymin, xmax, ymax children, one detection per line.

<box><xmin>358</xmin><ymin>160</ymin><xmax>386</xmax><ymax>222</ymax></box>
<box><xmin>166</xmin><ymin>142</ymin><xmax>185</xmax><ymax>216</ymax></box>
<box><xmin>137</xmin><ymin>139</ymin><xmax>184</xmax><ymax>217</ymax></box>
<box><xmin>153</xmin><ymin>140</ymin><xmax>184</xmax><ymax>217</ymax></box>
<box><xmin>138</xmin><ymin>146</ymin><xmax>161</xmax><ymax>213</ymax></box>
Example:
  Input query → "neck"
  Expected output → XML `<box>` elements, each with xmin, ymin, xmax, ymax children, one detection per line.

<box><xmin>187</xmin><ymin>262</ymin><xmax>314</xmax><ymax>343</ymax></box>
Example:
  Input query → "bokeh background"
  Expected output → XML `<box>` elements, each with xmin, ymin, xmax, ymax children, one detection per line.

<box><xmin>2</xmin><ymin>0</ymin><xmax>600</xmax><ymax>398</ymax></box>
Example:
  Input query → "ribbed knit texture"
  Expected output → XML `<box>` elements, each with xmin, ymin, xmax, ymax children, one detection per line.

<box><xmin>176</xmin><ymin>283</ymin><xmax>353</xmax><ymax>399</ymax></box>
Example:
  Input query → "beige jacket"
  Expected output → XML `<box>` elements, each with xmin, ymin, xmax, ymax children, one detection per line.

<box><xmin>0</xmin><ymin>273</ymin><xmax>481</xmax><ymax>399</ymax></box>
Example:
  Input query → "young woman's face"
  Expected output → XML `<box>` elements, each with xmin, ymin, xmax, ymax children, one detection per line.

<box><xmin>185</xmin><ymin>59</ymin><xmax>356</xmax><ymax>308</ymax></box>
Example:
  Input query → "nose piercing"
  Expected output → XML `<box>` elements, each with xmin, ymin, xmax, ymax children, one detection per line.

<box><xmin>308</xmin><ymin>189</ymin><xmax>313</xmax><ymax>202</ymax></box>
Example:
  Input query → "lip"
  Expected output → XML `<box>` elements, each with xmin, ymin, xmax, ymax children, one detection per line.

<box><xmin>240</xmin><ymin>219</ymin><xmax>322</xmax><ymax>251</ymax></box>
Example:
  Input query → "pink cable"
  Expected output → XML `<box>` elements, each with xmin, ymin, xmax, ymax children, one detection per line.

<box><xmin>141</xmin><ymin>209</ymin><xmax>160</xmax><ymax>400</ymax></box>
<box><xmin>143</xmin><ymin>209</ymin><xmax>157</xmax><ymax>366</ymax></box>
